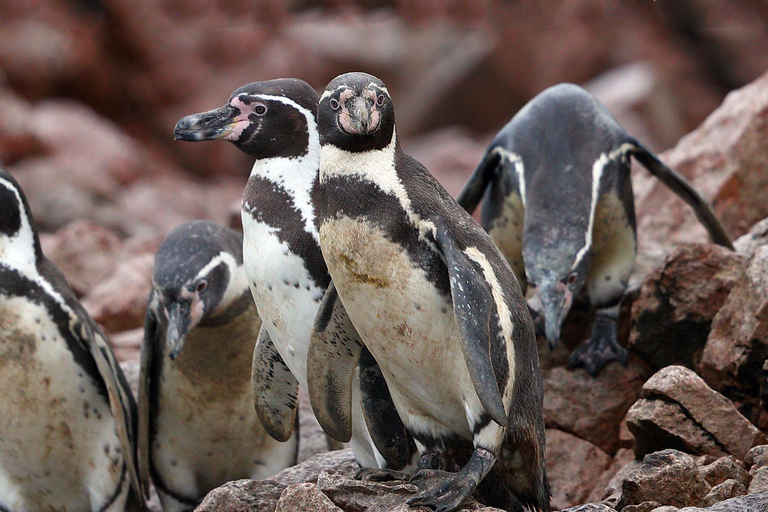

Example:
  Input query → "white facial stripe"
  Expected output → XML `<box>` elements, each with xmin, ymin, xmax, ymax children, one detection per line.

<box><xmin>319</xmin><ymin>83</ymin><xmax>390</xmax><ymax>103</ymax></box>
<box><xmin>492</xmin><ymin>147</ymin><xmax>526</xmax><ymax>208</ymax></box>
<box><xmin>193</xmin><ymin>251</ymin><xmax>249</xmax><ymax>316</ymax></box>
<box><xmin>572</xmin><ymin>143</ymin><xmax>634</xmax><ymax>271</ymax></box>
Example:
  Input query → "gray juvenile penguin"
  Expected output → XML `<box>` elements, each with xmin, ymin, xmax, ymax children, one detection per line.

<box><xmin>308</xmin><ymin>72</ymin><xmax>550</xmax><ymax>512</ymax></box>
<box><xmin>0</xmin><ymin>169</ymin><xmax>143</xmax><ymax>512</ymax></box>
<box><xmin>139</xmin><ymin>220</ymin><xmax>297</xmax><ymax>512</ymax></box>
<box><xmin>457</xmin><ymin>83</ymin><xmax>733</xmax><ymax>376</ymax></box>
<box><xmin>173</xmin><ymin>79</ymin><xmax>413</xmax><ymax>471</ymax></box>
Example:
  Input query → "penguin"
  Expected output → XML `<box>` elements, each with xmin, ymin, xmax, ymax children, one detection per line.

<box><xmin>0</xmin><ymin>169</ymin><xmax>143</xmax><ymax>512</ymax></box>
<box><xmin>307</xmin><ymin>72</ymin><xmax>550</xmax><ymax>512</ymax></box>
<box><xmin>173</xmin><ymin>79</ymin><xmax>413</xmax><ymax>472</ymax></box>
<box><xmin>456</xmin><ymin>83</ymin><xmax>734</xmax><ymax>376</ymax></box>
<box><xmin>138</xmin><ymin>220</ymin><xmax>297</xmax><ymax>512</ymax></box>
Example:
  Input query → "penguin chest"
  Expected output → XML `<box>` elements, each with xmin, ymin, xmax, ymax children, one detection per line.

<box><xmin>320</xmin><ymin>216</ymin><xmax>480</xmax><ymax>440</ymax></box>
<box><xmin>487</xmin><ymin>192</ymin><xmax>526</xmax><ymax>286</ymax></box>
<box><xmin>0</xmin><ymin>297</ymin><xmax>124</xmax><ymax>511</ymax></box>
<box><xmin>241</xmin><ymin>213</ymin><xmax>322</xmax><ymax>384</ymax></box>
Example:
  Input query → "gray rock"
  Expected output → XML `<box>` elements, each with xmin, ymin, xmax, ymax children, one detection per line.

<box><xmin>747</xmin><ymin>445</ymin><xmax>768</xmax><ymax>469</ymax></box>
<box><xmin>750</xmin><ymin>467</ymin><xmax>768</xmax><ymax>493</ymax></box>
<box><xmin>274</xmin><ymin>483</ymin><xmax>343</xmax><ymax>512</ymax></box>
<box><xmin>619</xmin><ymin>449</ymin><xmax>710</xmax><ymax>508</ymax></box>
<box><xmin>195</xmin><ymin>479</ymin><xmax>287</xmax><ymax>512</ymax></box>
<box><xmin>558</xmin><ymin>504</ymin><xmax>616</xmax><ymax>512</ymax></box>
<box><xmin>699</xmin><ymin>456</ymin><xmax>750</xmax><ymax>487</ymax></box>
<box><xmin>700</xmin><ymin>479</ymin><xmax>747</xmax><ymax>507</ymax></box>
<box><xmin>624</xmin><ymin>501</ymin><xmax>662</xmax><ymax>512</ymax></box>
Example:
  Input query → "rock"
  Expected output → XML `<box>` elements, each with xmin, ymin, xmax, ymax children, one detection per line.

<box><xmin>270</xmin><ymin>449</ymin><xmax>359</xmax><ymax>487</ymax></box>
<box><xmin>624</xmin><ymin>502</ymin><xmax>662</xmax><ymax>512</ymax></box>
<box><xmin>196</xmin><ymin>479</ymin><xmax>287</xmax><ymax>512</ymax></box>
<box><xmin>544</xmin><ymin>356</ymin><xmax>650</xmax><ymax>455</ymax></box>
<box><xmin>700</xmin><ymin>479</ymin><xmax>747</xmax><ymax>507</ymax></box>
<box><xmin>747</xmin><ymin>445</ymin><xmax>768</xmax><ymax>470</ymax></box>
<box><xmin>297</xmin><ymin>386</ymin><xmax>332</xmax><ymax>464</ymax></box>
<box><xmin>618</xmin><ymin>449</ymin><xmax>710</xmax><ymax>508</ymax></box>
<box><xmin>317</xmin><ymin>470</ymin><xmax>424</xmax><ymax>512</ymax></box>
<box><xmin>587</xmin><ymin>448</ymin><xmax>637</xmax><ymax>503</ymax></box>
<box><xmin>628</xmin><ymin>244</ymin><xmax>749</xmax><ymax>371</ymax></box>
<box><xmin>651</xmin><ymin>507</ymin><xmax>678</xmax><ymax>512</ymax></box>
<box><xmin>545</xmin><ymin>429</ymin><xmax>612</xmax><ymax>510</ymax></box>
<box><xmin>698</xmin><ymin>456</ymin><xmax>750</xmax><ymax>487</ymax></box>
<box><xmin>82</xmin><ymin>253</ymin><xmax>154</xmax><ymax>333</ymax></box>
<box><xmin>626</xmin><ymin>366</ymin><xmax>766</xmax><ymax>460</ymax></box>
<box><xmin>734</xmin><ymin>217</ymin><xmax>768</xmax><ymax>254</ymax></box>
<box><xmin>559</xmin><ymin>504</ymin><xmax>616</xmax><ymax>512</ymax></box>
<box><xmin>274</xmin><ymin>483</ymin><xmax>342</xmax><ymax>512</ymax></box>
<box><xmin>749</xmin><ymin>467</ymin><xmax>768</xmax><ymax>493</ymax></box>
<box><xmin>108</xmin><ymin>327</ymin><xmax>143</xmax><ymax>365</ymax></box>
<box><xmin>683</xmin><ymin>491</ymin><xmax>768</xmax><ymax>511</ymax></box>
<box><xmin>698</xmin><ymin>246</ymin><xmax>768</xmax><ymax>427</ymax></box>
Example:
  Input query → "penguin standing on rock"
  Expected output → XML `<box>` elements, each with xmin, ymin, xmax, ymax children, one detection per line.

<box><xmin>457</xmin><ymin>83</ymin><xmax>734</xmax><ymax>376</ymax></box>
<box><xmin>0</xmin><ymin>169</ymin><xmax>143</xmax><ymax>512</ymax></box>
<box><xmin>173</xmin><ymin>79</ymin><xmax>413</xmax><ymax>472</ymax></box>
<box><xmin>139</xmin><ymin>220</ymin><xmax>297</xmax><ymax>512</ymax></box>
<box><xmin>308</xmin><ymin>72</ymin><xmax>550</xmax><ymax>512</ymax></box>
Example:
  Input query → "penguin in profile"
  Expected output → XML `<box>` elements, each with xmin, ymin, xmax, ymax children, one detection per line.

<box><xmin>173</xmin><ymin>79</ymin><xmax>413</xmax><ymax>473</ymax></box>
<box><xmin>457</xmin><ymin>83</ymin><xmax>733</xmax><ymax>376</ymax></box>
<box><xmin>0</xmin><ymin>169</ymin><xmax>143</xmax><ymax>512</ymax></box>
<box><xmin>139</xmin><ymin>220</ymin><xmax>297</xmax><ymax>512</ymax></box>
<box><xmin>308</xmin><ymin>72</ymin><xmax>550</xmax><ymax>512</ymax></box>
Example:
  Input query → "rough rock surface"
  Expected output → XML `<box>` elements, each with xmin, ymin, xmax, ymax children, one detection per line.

<box><xmin>618</xmin><ymin>450</ymin><xmax>711</xmax><ymax>508</ymax></box>
<box><xmin>545</xmin><ymin>429</ymin><xmax>612</xmax><ymax>510</ymax></box>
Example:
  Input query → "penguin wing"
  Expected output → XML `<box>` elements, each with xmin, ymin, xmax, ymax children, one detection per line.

<box><xmin>631</xmin><ymin>140</ymin><xmax>734</xmax><ymax>249</ymax></box>
<box><xmin>251</xmin><ymin>325</ymin><xmax>299</xmax><ymax>442</ymax></box>
<box><xmin>137</xmin><ymin>298</ymin><xmax>159</xmax><ymax>497</ymax></box>
<box><xmin>358</xmin><ymin>346</ymin><xmax>413</xmax><ymax>470</ymax></box>
<box><xmin>455</xmin><ymin>146</ymin><xmax>503</xmax><ymax>214</ymax></box>
<box><xmin>433</xmin><ymin>219</ymin><xmax>509</xmax><ymax>428</ymax></box>
<box><xmin>307</xmin><ymin>280</ymin><xmax>364</xmax><ymax>443</ymax></box>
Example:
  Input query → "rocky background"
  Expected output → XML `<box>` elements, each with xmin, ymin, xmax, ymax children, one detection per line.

<box><xmin>3</xmin><ymin>0</ymin><xmax>768</xmax><ymax>511</ymax></box>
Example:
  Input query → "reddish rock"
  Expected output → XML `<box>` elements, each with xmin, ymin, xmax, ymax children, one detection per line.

<box><xmin>543</xmin><ymin>356</ymin><xmax>650</xmax><ymax>455</ymax></box>
<box><xmin>586</xmin><ymin>448</ymin><xmax>637</xmax><ymax>503</ymax></box>
<box><xmin>629</xmin><ymin>244</ymin><xmax>749</xmax><ymax>370</ymax></box>
<box><xmin>700</xmin><ymin>479</ymin><xmax>747</xmax><ymax>507</ymax></box>
<box><xmin>699</xmin><ymin>456</ymin><xmax>750</xmax><ymax>488</ymax></box>
<box><xmin>747</xmin><ymin>445</ymin><xmax>768</xmax><ymax>471</ymax></box>
<box><xmin>545</xmin><ymin>429</ymin><xmax>612</xmax><ymax>510</ymax></box>
<box><xmin>196</xmin><ymin>479</ymin><xmax>287</xmax><ymax>512</ymax></box>
<box><xmin>274</xmin><ymin>483</ymin><xmax>342</xmax><ymax>512</ymax></box>
<box><xmin>749</xmin><ymin>468</ymin><xmax>768</xmax><ymax>493</ymax></box>
<box><xmin>270</xmin><ymin>450</ymin><xmax>359</xmax><ymax>487</ymax></box>
<box><xmin>623</xmin><ymin>502</ymin><xmax>662</xmax><ymax>512</ymax></box>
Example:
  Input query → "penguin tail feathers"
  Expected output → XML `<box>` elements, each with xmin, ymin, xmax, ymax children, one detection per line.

<box><xmin>456</xmin><ymin>146</ymin><xmax>501</xmax><ymax>214</ymax></box>
<box><xmin>630</xmin><ymin>139</ymin><xmax>734</xmax><ymax>250</ymax></box>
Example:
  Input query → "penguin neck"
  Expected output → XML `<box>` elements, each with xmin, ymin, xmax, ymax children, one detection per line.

<box><xmin>0</xmin><ymin>220</ymin><xmax>40</xmax><ymax>275</ymax></box>
<box><xmin>207</xmin><ymin>263</ymin><xmax>250</xmax><ymax>319</ymax></box>
<box><xmin>320</xmin><ymin>128</ymin><xmax>398</xmax><ymax>184</ymax></box>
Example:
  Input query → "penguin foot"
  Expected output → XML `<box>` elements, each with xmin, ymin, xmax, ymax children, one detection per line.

<box><xmin>567</xmin><ymin>310</ymin><xmax>627</xmax><ymax>376</ymax></box>
<box><xmin>407</xmin><ymin>469</ymin><xmax>475</xmax><ymax>512</ymax></box>
<box><xmin>355</xmin><ymin>467</ymin><xmax>410</xmax><ymax>482</ymax></box>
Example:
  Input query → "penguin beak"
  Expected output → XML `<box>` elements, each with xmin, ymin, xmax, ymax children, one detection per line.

<box><xmin>165</xmin><ymin>301</ymin><xmax>192</xmax><ymax>360</ymax></box>
<box><xmin>538</xmin><ymin>283</ymin><xmax>573</xmax><ymax>350</ymax></box>
<box><xmin>341</xmin><ymin>95</ymin><xmax>381</xmax><ymax>135</ymax></box>
<box><xmin>173</xmin><ymin>105</ymin><xmax>239</xmax><ymax>141</ymax></box>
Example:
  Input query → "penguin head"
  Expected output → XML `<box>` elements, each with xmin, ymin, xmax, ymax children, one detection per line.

<box><xmin>523</xmin><ymin>225</ymin><xmax>590</xmax><ymax>349</ymax></box>
<box><xmin>152</xmin><ymin>221</ymin><xmax>247</xmax><ymax>360</ymax></box>
<box><xmin>0</xmin><ymin>169</ymin><xmax>42</xmax><ymax>270</ymax></box>
<box><xmin>173</xmin><ymin>78</ymin><xmax>319</xmax><ymax>160</ymax></box>
<box><xmin>317</xmin><ymin>72</ymin><xmax>395</xmax><ymax>152</ymax></box>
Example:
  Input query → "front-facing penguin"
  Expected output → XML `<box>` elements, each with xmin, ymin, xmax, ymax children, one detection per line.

<box><xmin>457</xmin><ymin>83</ymin><xmax>733</xmax><ymax>376</ymax></box>
<box><xmin>139</xmin><ymin>220</ymin><xmax>297</xmax><ymax>512</ymax></box>
<box><xmin>308</xmin><ymin>72</ymin><xmax>550</xmax><ymax>512</ymax></box>
<box><xmin>0</xmin><ymin>169</ymin><xmax>143</xmax><ymax>512</ymax></box>
<box><xmin>173</xmin><ymin>79</ymin><xmax>413</xmax><ymax>472</ymax></box>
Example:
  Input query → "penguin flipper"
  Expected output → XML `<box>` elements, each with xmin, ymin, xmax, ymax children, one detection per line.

<box><xmin>138</xmin><ymin>302</ymin><xmax>159</xmax><ymax>496</ymax></box>
<box><xmin>455</xmin><ymin>146</ymin><xmax>501</xmax><ymax>214</ymax></box>
<box><xmin>358</xmin><ymin>346</ymin><xmax>414</xmax><ymax>470</ymax></box>
<box><xmin>307</xmin><ymin>281</ymin><xmax>364</xmax><ymax>443</ymax></box>
<box><xmin>433</xmin><ymin>220</ymin><xmax>508</xmax><ymax>428</ymax></box>
<box><xmin>631</xmin><ymin>141</ymin><xmax>734</xmax><ymax>250</ymax></box>
<box><xmin>251</xmin><ymin>325</ymin><xmax>299</xmax><ymax>442</ymax></box>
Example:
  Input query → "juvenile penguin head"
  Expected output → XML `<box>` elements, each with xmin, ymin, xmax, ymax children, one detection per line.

<box><xmin>317</xmin><ymin>72</ymin><xmax>395</xmax><ymax>152</ymax></box>
<box><xmin>173</xmin><ymin>78</ymin><xmax>319</xmax><ymax>160</ymax></box>
<box><xmin>152</xmin><ymin>221</ymin><xmax>247</xmax><ymax>360</ymax></box>
<box><xmin>524</xmin><ymin>226</ymin><xmax>590</xmax><ymax>349</ymax></box>
<box><xmin>0</xmin><ymin>169</ymin><xmax>42</xmax><ymax>270</ymax></box>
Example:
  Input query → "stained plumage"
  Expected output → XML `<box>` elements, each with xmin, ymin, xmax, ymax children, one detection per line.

<box><xmin>308</xmin><ymin>72</ymin><xmax>550</xmax><ymax>512</ymax></box>
<box><xmin>457</xmin><ymin>83</ymin><xmax>733</xmax><ymax>376</ymax></box>
<box><xmin>0</xmin><ymin>169</ymin><xmax>143</xmax><ymax>512</ymax></box>
<box><xmin>173</xmin><ymin>79</ymin><xmax>412</xmax><ymax>470</ymax></box>
<box><xmin>139</xmin><ymin>220</ymin><xmax>297</xmax><ymax>512</ymax></box>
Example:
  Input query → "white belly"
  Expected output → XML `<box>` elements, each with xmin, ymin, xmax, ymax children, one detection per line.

<box><xmin>152</xmin><ymin>311</ymin><xmax>294</xmax><ymax>502</ymax></box>
<box><xmin>320</xmin><ymin>217</ymin><xmax>482</xmax><ymax>441</ymax></box>
<box><xmin>0</xmin><ymin>297</ymin><xmax>127</xmax><ymax>512</ymax></box>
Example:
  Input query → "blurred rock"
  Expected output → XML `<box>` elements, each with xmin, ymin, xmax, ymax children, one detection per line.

<box><xmin>700</xmin><ymin>479</ymin><xmax>747</xmax><ymax>507</ymax></box>
<box><xmin>618</xmin><ymin>449</ymin><xmax>710</xmax><ymax>509</ymax></box>
<box><xmin>559</xmin><ymin>504</ymin><xmax>615</xmax><ymax>512</ymax></box>
<box><xmin>587</xmin><ymin>448</ymin><xmax>637</xmax><ymax>503</ymax></box>
<box><xmin>0</xmin><ymin>87</ymin><xmax>46</xmax><ymax>165</ymax></box>
<box><xmin>543</xmin><ymin>356</ymin><xmax>650</xmax><ymax>455</ymax></box>
<box><xmin>699</xmin><ymin>456</ymin><xmax>750</xmax><ymax>488</ymax></box>
<box><xmin>196</xmin><ymin>479</ymin><xmax>287</xmax><ymax>512</ymax></box>
<box><xmin>624</xmin><ymin>502</ymin><xmax>662</xmax><ymax>512</ymax></box>
<box><xmin>626</xmin><ymin>366</ymin><xmax>765</xmax><ymax>461</ymax></box>
<box><xmin>629</xmin><ymin>244</ymin><xmax>749</xmax><ymax>370</ymax></box>
<box><xmin>108</xmin><ymin>327</ymin><xmax>143</xmax><ymax>366</ymax></box>
<box><xmin>545</xmin><ymin>429</ymin><xmax>612</xmax><ymax>510</ymax></box>
<box><xmin>747</xmin><ymin>445</ymin><xmax>768</xmax><ymax>471</ymax></box>
<box><xmin>749</xmin><ymin>468</ymin><xmax>768</xmax><ymax>493</ymax></box>
<box><xmin>274</xmin><ymin>482</ymin><xmax>342</xmax><ymax>512</ymax></box>
<box><xmin>734</xmin><ymin>217</ymin><xmax>768</xmax><ymax>255</ymax></box>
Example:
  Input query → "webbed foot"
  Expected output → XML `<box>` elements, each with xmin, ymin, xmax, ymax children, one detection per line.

<box><xmin>567</xmin><ymin>305</ymin><xmax>627</xmax><ymax>376</ymax></box>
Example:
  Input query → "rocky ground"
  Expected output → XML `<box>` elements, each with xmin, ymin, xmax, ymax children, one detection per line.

<box><xmin>4</xmin><ymin>1</ymin><xmax>768</xmax><ymax>511</ymax></box>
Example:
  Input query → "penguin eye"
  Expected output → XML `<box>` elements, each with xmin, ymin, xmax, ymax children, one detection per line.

<box><xmin>253</xmin><ymin>104</ymin><xmax>267</xmax><ymax>116</ymax></box>
<box><xmin>329</xmin><ymin>98</ymin><xmax>340</xmax><ymax>110</ymax></box>
<box><xmin>195</xmin><ymin>280</ymin><xmax>208</xmax><ymax>293</ymax></box>
<box><xmin>376</xmin><ymin>94</ymin><xmax>385</xmax><ymax>106</ymax></box>
<box><xmin>566</xmin><ymin>273</ymin><xmax>577</xmax><ymax>285</ymax></box>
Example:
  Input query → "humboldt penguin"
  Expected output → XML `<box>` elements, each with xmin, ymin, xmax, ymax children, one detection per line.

<box><xmin>308</xmin><ymin>72</ymin><xmax>550</xmax><ymax>512</ymax></box>
<box><xmin>138</xmin><ymin>220</ymin><xmax>297</xmax><ymax>512</ymax></box>
<box><xmin>173</xmin><ymin>79</ymin><xmax>413</xmax><ymax>471</ymax></box>
<box><xmin>0</xmin><ymin>169</ymin><xmax>143</xmax><ymax>512</ymax></box>
<box><xmin>457</xmin><ymin>83</ymin><xmax>733</xmax><ymax>376</ymax></box>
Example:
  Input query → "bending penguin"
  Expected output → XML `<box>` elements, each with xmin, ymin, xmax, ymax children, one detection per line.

<box><xmin>173</xmin><ymin>79</ymin><xmax>413</xmax><ymax>472</ymax></box>
<box><xmin>308</xmin><ymin>72</ymin><xmax>550</xmax><ymax>512</ymax></box>
<box><xmin>457</xmin><ymin>83</ymin><xmax>734</xmax><ymax>376</ymax></box>
<box><xmin>0</xmin><ymin>169</ymin><xmax>143</xmax><ymax>512</ymax></box>
<box><xmin>139</xmin><ymin>221</ymin><xmax>297</xmax><ymax>512</ymax></box>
